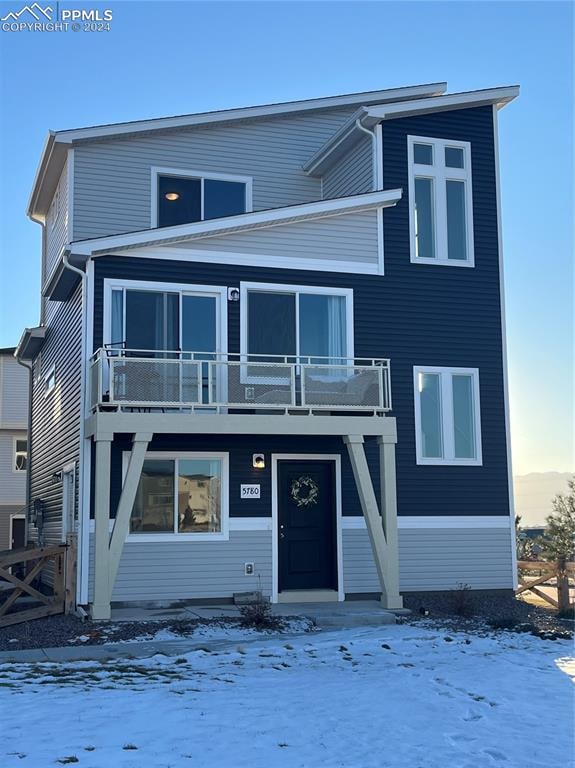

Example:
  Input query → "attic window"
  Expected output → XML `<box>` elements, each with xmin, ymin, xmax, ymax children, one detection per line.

<box><xmin>153</xmin><ymin>169</ymin><xmax>252</xmax><ymax>228</ymax></box>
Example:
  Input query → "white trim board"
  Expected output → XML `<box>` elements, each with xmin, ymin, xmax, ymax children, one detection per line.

<box><xmin>341</xmin><ymin>516</ymin><xmax>512</xmax><ymax>529</ymax></box>
<box><xmin>271</xmin><ymin>454</ymin><xmax>344</xmax><ymax>604</ymax></box>
<box><xmin>89</xmin><ymin>516</ymin><xmax>273</xmax><ymax>534</ymax></box>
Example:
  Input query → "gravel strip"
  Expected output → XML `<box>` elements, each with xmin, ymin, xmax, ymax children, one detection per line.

<box><xmin>401</xmin><ymin>590</ymin><xmax>573</xmax><ymax>639</ymax></box>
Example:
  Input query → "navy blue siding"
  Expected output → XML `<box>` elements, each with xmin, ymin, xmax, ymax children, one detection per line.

<box><xmin>92</xmin><ymin>105</ymin><xmax>509</xmax><ymax>519</ymax></box>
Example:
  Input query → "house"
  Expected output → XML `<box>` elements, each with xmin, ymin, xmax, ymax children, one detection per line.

<box><xmin>16</xmin><ymin>82</ymin><xmax>519</xmax><ymax>619</ymax></box>
<box><xmin>0</xmin><ymin>348</ymin><xmax>29</xmax><ymax>551</ymax></box>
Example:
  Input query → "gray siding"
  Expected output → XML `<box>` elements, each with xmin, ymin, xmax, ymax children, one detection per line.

<box><xmin>88</xmin><ymin>523</ymin><xmax>513</xmax><ymax>603</ymax></box>
<box><xmin>73</xmin><ymin>108</ymin><xmax>358</xmax><ymax>240</ymax></box>
<box><xmin>0</xmin><ymin>355</ymin><xmax>28</xmax><ymax>428</ymax></box>
<box><xmin>0</xmin><ymin>430</ymin><xmax>27</xmax><ymax>504</ymax></box>
<box><xmin>29</xmin><ymin>284</ymin><xmax>83</xmax><ymax>549</ymax></box>
<box><xmin>168</xmin><ymin>210</ymin><xmax>379</xmax><ymax>266</ymax></box>
<box><xmin>344</xmin><ymin>526</ymin><xmax>514</xmax><ymax>592</ymax></box>
<box><xmin>88</xmin><ymin>531</ymin><xmax>273</xmax><ymax>602</ymax></box>
<box><xmin>322</xmin><ymin>136</ymin><xmax>373</xmax><ymax>199</ymax></box>
<box><xmin>45</xmin><ymin>157</ymin><xmax>69</xmax><ymax>283</ymax></box>
<box><xmin>0</xmin><ymin>504</ymin><xmax>23</xmax><ymax>550</ymax></box>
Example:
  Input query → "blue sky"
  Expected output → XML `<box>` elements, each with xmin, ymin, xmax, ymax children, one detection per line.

<box><xmin>0</xmin><ymin>0</ymin><xmax>572</xmax><ymax>475</ymax></box>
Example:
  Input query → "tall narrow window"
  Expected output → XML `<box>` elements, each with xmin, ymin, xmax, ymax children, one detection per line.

<box><xmin>408</xmin><ymin>136</ymin><xmax>474</xmax><ymax>266</ymax></box>
<box><xmin>414</xmin><ymin>367</ymin><xmax>482</xmax><ymax>465</ymax></box>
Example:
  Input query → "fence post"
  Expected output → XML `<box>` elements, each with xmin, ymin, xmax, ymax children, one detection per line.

<box><xmin>557</xmin><ymin>557</ymin><xmax>571</xmax><ymax>615</ymax></box>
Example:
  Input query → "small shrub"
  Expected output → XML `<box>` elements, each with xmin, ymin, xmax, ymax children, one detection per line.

<box><xmin>451</xmin><ymin>582</ymin><xmax>474</xmax><ymax>617</ymax></box>
<box><xmin>238</xmin><ymin>595</ymin><xmax>281</xmax><ymax>630</ymax></box>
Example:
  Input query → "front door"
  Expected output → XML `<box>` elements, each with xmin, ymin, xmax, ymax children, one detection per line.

<box><xmin>11</xmin><ymin>516</ymin><xmax>25</xmax><ymax>549</ymax></box>
<box><xmin>278</xmin><ymin>460</ymin><xmax>337</xmax><ymax>592</ymax></box>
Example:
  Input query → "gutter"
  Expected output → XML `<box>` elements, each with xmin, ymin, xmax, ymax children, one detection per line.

<box><xmin>14</xmin><ymin>354</ymin><xmax>33</xmax><ymax>540</ymax></box>
<box><xmin>355</xmin><ymin>117</ymin><xmax>378</xmax><ymax>192</ymax></box>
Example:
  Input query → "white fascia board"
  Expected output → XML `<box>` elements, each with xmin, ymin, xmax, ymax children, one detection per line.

<box><xmin>366</xmin><ymin>86</ymin><xmax>520</xmax><ymax>121</ymax></box>
<box><xmin>71</xmin><ymin>189</ymin><xmax>402</xmax><ymax>256</ymax></box>
<box><xmin>53</xmin><ymin>83</ymin><xmax>447</xmax><ymax>143</ymax></box>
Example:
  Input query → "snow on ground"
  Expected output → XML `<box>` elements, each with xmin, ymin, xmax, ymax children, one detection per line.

<box><xmin>1</xmin><ymin>624</ymin><xmax>573</xmax><ymax>768</ymax></box>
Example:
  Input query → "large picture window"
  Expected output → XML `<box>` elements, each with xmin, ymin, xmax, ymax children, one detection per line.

<box><xmin>413</xmin><ymin>366</ymin><xmax>482</xmax><ymax>465</ymax></box>
<box><xmin>151</xmin><ymin>168</ymin><xmax>252</xmax><ymax>228</ymax></box>
<box><xmin>408</xmin><ymin>136</ymin><xmax>474</xmax><ymax>266</ymax></box>
<box><xmin>128</xmin><ymin>453</ymin><xmax>229</xmax><ymax>539</ymax></box>
<box><xmin>241</xmin><ymin>282</ymin><xmax>353</xmax><ymax>365</ymax></box>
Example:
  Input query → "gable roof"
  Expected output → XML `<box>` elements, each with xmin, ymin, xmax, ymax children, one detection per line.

<box><xmin>28</xmin><ymin>82</ymin><xmax>446</xmax><ymax>221</ymax></box>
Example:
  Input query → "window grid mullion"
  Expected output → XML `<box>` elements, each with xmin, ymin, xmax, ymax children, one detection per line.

<box><xmin>436</xmin><ymin>168</ymin><xmax>448</xmax><ymax>261</ymax></box>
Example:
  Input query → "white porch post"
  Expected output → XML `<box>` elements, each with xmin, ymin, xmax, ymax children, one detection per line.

<box><xmin>91</xmin><ymin>434</ymin><xmax>113</xmax><ymax>620</ymax></box>
<box><xmin>107</xmin><ymin>433</ymin><xmax>151</xmax><ymax>600</ymax></box>
<box><xmin>343</xmin><ymin>434</ymin><xmax>391</xmax><ymax>606</ymax></box>
<box><xmin>377</xmin><ymin>437</ymin><xmax>403</xmax><ymax>609</ymax></box>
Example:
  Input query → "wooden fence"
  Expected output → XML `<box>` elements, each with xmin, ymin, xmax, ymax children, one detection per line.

<box><xmin>0</xmin><ymin>543</ymin><xmax>74</xmax><ymax>628</ymax></box>
<box><xmin>516</xmin><ymin>559</ymin><xmax>574</xmax><ymax>614</ymax></box>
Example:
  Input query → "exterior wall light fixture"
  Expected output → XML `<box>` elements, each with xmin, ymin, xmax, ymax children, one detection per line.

<box><xmin>252</xmin><ymin>454</ymin><xmax>265</xmax><ymax>469</ymax></box>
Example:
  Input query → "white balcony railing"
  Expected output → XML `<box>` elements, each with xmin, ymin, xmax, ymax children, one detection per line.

<box><xmin>89</xmin><ymin>349</ymin><xmax>392</xmax><ymax>414</ymax></box>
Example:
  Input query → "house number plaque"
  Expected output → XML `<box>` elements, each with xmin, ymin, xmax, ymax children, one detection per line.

<box><xmin>241</xmin><ymin>484</ymin><xmax>261</xmax><ymax>499</ymax></box>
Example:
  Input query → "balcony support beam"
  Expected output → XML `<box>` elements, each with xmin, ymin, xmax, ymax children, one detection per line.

<box><xmin>343</xmin><ymin>434</ymin><xmax>402</xmax><ymax>610</ymax></box>
<box><xmin>91</xmin><ymin>434</ymin><xmax>113</xmax><ymax>620</ymax></box>
<box><xmin>107</xmin><ymin>433</ymin><xmax>152</xmax><ymax>600</ymax></box>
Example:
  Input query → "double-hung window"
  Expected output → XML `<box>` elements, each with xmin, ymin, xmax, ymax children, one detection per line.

<box><xmin>408</xmin><ymin>136</ymin><xmax>474</xmax><ymax>266</ymax></box>
<box><xmin>414</xmin><ymin>366</ymin><xmax>482</xmax><ymax>465</ymax></box>
<box><xmin>241</xmin><ymin>283</ymin><xmax>353</xmax><ymax>366</ymax></box>
<box><xmin>152</xmin><ymin>168</ymin><xmax>252</xmax><ymax>228</ymax></box>
<box><xmin>128</xmin><ymin>452</ymin><xmax>229</xmax><ymax>539</ymax></box>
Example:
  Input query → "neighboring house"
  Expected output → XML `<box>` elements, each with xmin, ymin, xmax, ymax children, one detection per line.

<box><xmin>0</xmin><ymin>348</ymin><xmax>29</xmax><ymax>551</ymax></box>
<box><xmin>16</xmin><ymin>82</ymin><xmax>519</xmax><ymax>619</ymax></box>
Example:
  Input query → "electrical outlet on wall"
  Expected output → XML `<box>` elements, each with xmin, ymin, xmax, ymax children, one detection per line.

<box><xmin>244</xmin><ymin>562</ymin><xmax>255</xmax><ymax>576</ymax></box>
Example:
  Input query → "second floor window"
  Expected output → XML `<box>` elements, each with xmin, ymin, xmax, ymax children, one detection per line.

<box><xmin>154</xmin><ymin>170</ymin><xmax>250</xmax><ymax>228</ymax></box>
<box><xmin>408</xmin><ymin>136</ymin><xmax>474</xmax><ymax>266</ymax></box>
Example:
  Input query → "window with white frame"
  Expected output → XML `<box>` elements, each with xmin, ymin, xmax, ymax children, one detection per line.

<box><xmin>129</xmin><ymin>453</ymin><xmax>229</xmax><ymax>538</ymax></box>
<box><xmin>414</xmin><ymin>366</ymin><xmax>482</xmax><ymax>465</ymax></box>
<box><xmin>408</xmin><ymin>136</ymin><xmax>474</xmax><ymax>266</ymax></box>
<box><xmin>241</xmin><ymin>283</ymin><xmax>353</xmax><ymax>365</ymax></box>
<box><xmin>44</xmin><ymin>365</ymin><xmax>56</xmax><ymax>396</ymax></box>
<box><xmin>14</xmin><ymin>438</ymin><xmax>28</xmax><ymax>472</ymax></box>
<box><xmin>152</xmin><ymin>168</ymin><xmax>251</xmax><ymax>228</ymax></box>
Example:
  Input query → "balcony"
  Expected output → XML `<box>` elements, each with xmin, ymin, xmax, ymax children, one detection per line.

<box><xmin>89</xmin><ymin>349</ymin><xmax>392</xmax><ymax>415</ymax></box>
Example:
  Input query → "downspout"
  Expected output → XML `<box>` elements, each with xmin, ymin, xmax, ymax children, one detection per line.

<box><xmin>15</xmin><ymin>356</ymin><xmax>33</xmax><ymax>542</ymax></box>
<box><xmin>355</xmin><ymin>118</ymin><xmax>378</xmax><ymax>192</ymax></box>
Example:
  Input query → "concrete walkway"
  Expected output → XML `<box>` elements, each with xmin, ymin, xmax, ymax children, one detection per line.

<box><xmin>0</xmin><ymin>601</ymin><xmax>403</xmax><ymax>664</ymax></box>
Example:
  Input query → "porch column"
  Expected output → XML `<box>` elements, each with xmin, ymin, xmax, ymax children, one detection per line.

<box><xmin>377</xmin><ymin>437</ymin><xmax>403</xmax><ymax>609</ymax></box>
<box><xmin>343</xmin><ymin>434</ymin><xmax>391</xmax><ymax>606</ymax></box>
<box><xmin>107</xmin><ymin>433</ymin><xmax>152</xmax><ymax>600</ymax></box>
<box><xmin>91</xmin><ymin>434</ymin><xmax>113</xmax><ymax>620</ymax></box>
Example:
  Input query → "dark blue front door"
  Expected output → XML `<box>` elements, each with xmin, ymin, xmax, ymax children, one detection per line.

<box><xmin>278</xmin><ymin>460</ymin><xmax>337</xmax><ymax>592</ymax></box>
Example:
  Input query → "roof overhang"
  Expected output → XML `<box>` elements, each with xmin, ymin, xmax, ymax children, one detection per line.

<box><xmin>42</xmin><ymin>251</ymin><xmax>86</xmax><ymax>301</ymax></box>
<box><xmin>305</xmin><ymin>86</ymin><xmax>520</xmax><ymax>177</ymax></box>
<box><xmin>15</xmin><ymin>326</ymin><xmax>47</xmax><ymax>361</ymax></box>
<box><xmin>27</xmin><ymin>82</ymin><xmax>445</xmax><ymax>221</ymax></box>
<box><xmin>70</xmin><ymin>188</ymin><xmax>403</xmax><ymax>258</ymax></box>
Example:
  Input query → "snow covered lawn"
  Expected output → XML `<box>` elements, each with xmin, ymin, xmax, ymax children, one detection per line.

<box><xmin>2</xmin><ymin>624</ymin><xmax>573</xmax><ymax>767</ymax></box>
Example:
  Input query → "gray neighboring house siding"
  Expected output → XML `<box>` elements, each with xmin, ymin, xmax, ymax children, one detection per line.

<box><xmin>322</xmin><ymin>135</ymin><xmax>373</xmax><ymax>199</ymax></box>
<box><xmin>45</xmin><ymin>158</ymin><xmax>69</xmax><ymax>283</ymax></box>
<box><xmin>29</xmin><ymin>285</ymin><xmax>83</xmax><ymax>552</ymax></box>
<box><xmin>72</xmin><ymin>107</ymin><xmax>359</xmax><ymax>240</ymax></box>
<box><xmin>167</xmin><ymin>210</ymin><xmax>379</xmax><ymax>267</ymax></box>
